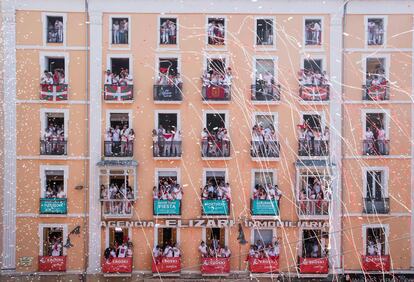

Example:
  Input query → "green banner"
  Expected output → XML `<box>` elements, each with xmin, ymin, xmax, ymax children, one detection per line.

<box><xmin>154</xmin><ymin>200</ymin><xmax>181</xmax><ymax>215</ymax></box>
<box><xmin>40</xmin><ymin>198</ymin><xmax>67</xmax><ymax>214</ymax></box>
<box><xmin>202</xmin><ymin>200</ymin><xmax>229</xmax><ymax>215</ymax></box>
<box><xmin>251</xmin><ymin>200</ymin><xmax>279</xmax><ymax>216</ymax></box>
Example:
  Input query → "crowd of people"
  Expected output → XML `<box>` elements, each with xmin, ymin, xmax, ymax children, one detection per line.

<box><xmin>45</xmin><ymin>233</ymin><xmax>64</xmax><ymax>257</ymax></box>
<box><xmin>112</xmin><ymin>19</ymin><xmax>129</xmax><ymax>44</ymax></box>
<box><xmin>364</xmin><ymin>126</ymin><xmax>387</xmax><ymax>155</ymax></box>
<box><xmin>45</xmin><ymin>183</ymin><xmax>66</xmax><ymax>199</ymax></box>
<box><xmin>208</xmin><ymin>20</ymin><xmax>225</xmax><ymax>45</ymax></box>
<box><xmin>198</xmin><ymin>241</ymin><xmax>231</xmax><ymax>258</ymax></box>
<box><xmin>299</xmin><ymin>178</ymin><xmax>330</xmax><ymax>215</ymax></box>
<box><xmin>104</xmin><ymin>69</ymin><xmax>133</xmax><ymax>86</ymax></box>
<box><xmin>152</xmin><ymin>126</ymin><xmax>182</xmax><ymax>157</ymax></box>
<box><xmin>105</xmin><ymin>126</ymin><xmax>135</xmax><ymax>157</ymax></box>
<box><xmin>303</xmin><ymin>240</ymin><xmax>327</xmax><ymax>258</ymax></box>
<box><xmin>42</xmin><ymin>123</ymin><xmax>66</xmax><ymax>155</ymax></box>
<box><xmin>47</xmin><ymin>18</ymin><xmax>63</xmax><ymax>43</ymax></box>
<box><xmin>305</xmin><ymin>21</ymin><xmax>322</xmax><ymax>45</ymax></box>
<box><xmin>298</xmin><ymin>68</ymin><xmax>328</xmax><ymax>87</ymax></box>
<box><xmin>160</xmin><ymin>19</ymin><xmax>177</xmax><ymax>44</ymax></box>
<box><xmin>100</xmin><ymin>183</ymin><xmax>134</xmax><ymax>215</ymax></box>
<box><xmin>201</xmin><ymin>68</ymin><xmax>232</xmax><ymax>88</ymax></box>
<box><xmin>297</xmin><ymin>124</ymin><xmax>329</xmax><ymax>156</ymax></box>
<box><xmin>41</xmin><ymin>69</ymin><xmax>66</xmax><ymax>85</ymax></box>
<box><xmin>251</xmin><ymin>124</ymin><xmax>279</xmax><ymax>157</ymax></box>
<box><xmin>153</xmin><ymin>243</ymin><xmax>181</xmax><ymax>262</ymax></box>
<box><xmin>156</xmin><ymin>70</ymin><xmax>183</xmax><ymax>87</ymax></box>
<box><xmin>248</xmin><ymin>240</ymin><xmax>280</xmax><ymax>259</ymax></box>
<box><xmin>253</xmin><ymin>183</ymin><xmax>282</xmax><ymax>201</ymax></box>
<box><xmin>367</xmin><ymin>239</ymin><xmax>384</xmax><ymax>256</ymax></box>
<box><xmin>104</xmin><ymin>240</ymin><xmax>133</xmax><ymax>261</ymax></box>
<box><xmin>201</xmin><ymin>127</ymin><xmax>230</xmax><ymax>157</ymax></box>
<box><xmin>367</xmin><ymin>20</ymin><xmax>384</xmax><ymax>45</ymax></box>
<box><xmin>153</xmin><ymin>177</ymin><xmax>183</xmax><ymax>201</ymax></box>
<box><xmin>254</xmin><ymin>73</ymin><xmax>278</xmax><ymax>99</ymax></box>
<box><xmin>365</xmin><ymin>65</ymin><xmax>387</xmax><ymax>97</ymax></box>
<box><xmin>201</xmin><ymin>180</ymin><xmax>231</xmax><ymax>200</ymax></box>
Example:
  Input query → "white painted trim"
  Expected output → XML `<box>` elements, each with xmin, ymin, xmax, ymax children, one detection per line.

<box><xmin>253</xmin><ymin>16</ymin><xmax>276</xmax><ymax>50</ymax></box>
<box><xmin>202</xmin><ymin>109</ymin><xmax>230</xmax><ymax>130</ymax></box>
<box><xmin>344</xmin><ymin>155</ymin><xmax>411</xmax><ymax>160</ymax></box>
<box><xmin>202</xmin><ymin>168</ymin><xmax>228</xmax><ymax>186</ymax></box>
<box><xmin>303</xmin><ymin>16</ymin><xmax>324</xmax><ymax>50</ymax></box>
<box><xmin>99</xmin><ymin>167</ymin><xmax>138</xmax><ymax>199</ymax></box>
<box><xmin>106</xmin><ymin>109</ymin><xmax>133</xmax><ymax>129</ymax></box>
<box><xmin>362</xmin><ymin>224</ymin><xmax>389</xmax><ymax>255</ymax></box>
<box><xmin>40</xmin><ymin>108</ymin><xmax>69</xmax><ymax>139</ymax></box>
<box><xmin>205</xmin><ymin>15</ymin><xmax>227</xmax><ymax>49</ymax></box>
<box><xmin>362</xmin><ymin>166</ymin><xmax>389</xmax><ymax>198</ymax></box>
<box><xmin>364</xmin><ymin>15</ymin><xmax>388</xmax><ymax>48</ymax></box>
<box><xmin>345</xmin><ymin>48</ymin><xmax>412</xmax><ymax>53</ymax></box>
<box><xmin>343</xmin><ymin>212</ymin><xmax>410</xmax><ymax>217</ymax></box>
<box><xmin>39</xmin><ymin>51</ymin><xmax>70</xmax><ymax>83</ymax></box>
<box><xmin>154</xmin><ymin>54</ymin><xmax>182</xmax><ymax>82</ymax></box>
<box><xmin>252</xmin><ymin>56</ymin><xmax>278</xmax><ymax>85</ymax></box>
<box><xmin>361</xmin><ymin>108</ymin><xmax>390</xmax><ymax>139</ymax></box>
<box><xmin>106</xmin><ymin>53</ymin><xmax>133</xmax><ymax>75</ymax></box>
<box><xmin>411</xmin><ymin>13</ymin><xmax>414</xmax><ymax>269</ymax></box>
<box><xmin>38</xmin><ymin>224</ymin><xmax>68</xmax><ymax>256</ymax></box>
<box><xmin>250</xmin><ymin>169</ymin><xmax>277</xmax><ymax>196</ymax></box>
<box><xmin>157</xmin><ymin>15</ymin><xmax>180</xmax><ymax>50</ymax></box>
<box><xmin>108</xmin><ymin>15</ymin><xmax>131</xmax><ymax>50</ymax></box>
<box><xmin>154</xmin><ymin>110</ymin><xmax>181</xmax><ymax>131</ymax></box>
<box><xmin>42</xmin><ymin>12</ymin><xmax>67</xmax><ymax>47</ymax></box>
<box><xmin>40</xmin><ymin>165</ymin><xmax>69</xmax><ymax>198</ymax></box>
<box><xmin>362</xmin><ymin>53</ymin><xmax>390</xmax><ymax>85</ymax></box>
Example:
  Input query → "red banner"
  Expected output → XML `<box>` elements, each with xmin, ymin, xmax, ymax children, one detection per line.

<box><xmin>152</xmin><ymin>257</ymin><xmax>181</xmax><ymax>273</ymax></box>
<box><xmin>38</xmin><ymin>256</ymin><xmax>66</xmax><ymax>272</ymax></box>
<box><xmin>201</xmin><ymin>257</ymin><xmax>230</xmax><ymax>274</ymax></box>
<box><xmin>367</xmin><ymin>85</ymin><xmax>387</xmax><ymax>101</ymax></box>
<box><xmin>361</xmin><ymin>255</ymin><xmax>390</xmax><ymax>272</ymax></box>
<box><xmin>206</xmin><ymin>86</ymin><xmax>226</xmax><ymax>99</ymax></box>
<box><xmin>300</xmin><ymin>85</ymin><xmax>329</xmax><ymax>101</ymax></box>
<box><xmin>248</xmin><ymin>257</ymin><xmax>279</xmax><ymax>273</ymax></box>
<box><xmin>299</xmin><ymin>257</ymin><xmax>329</xmax><ymax>274</ymax></box>
<box><xmin>102</xmin><ymin>257</ymin><xmax>133</xmax><ymax>273</ymax></box>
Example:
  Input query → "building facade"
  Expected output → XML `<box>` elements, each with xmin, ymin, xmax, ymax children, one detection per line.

<box><xmin>1</xmin><ymin>0</ymin><xmax>414</xmax><ymax>280</ymax></box>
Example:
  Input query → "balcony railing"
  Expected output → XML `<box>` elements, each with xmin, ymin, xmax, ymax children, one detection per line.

<box><xmin>201</xmin><ymin>140</ymin><xmax>230</xmax><ymax>158</ymax></box>
<box><xmin>38</xmin><ymin>256</ymin><xmax>66</xmax><ymax>272</ymax></box>
<box><xmin>251</xmin><ymin>84</ymin><xmax>281</xmax><ymax>102</ymax></box>
<box><xmin>202</xmin><ymin>85</ymin><xmax>231</xmax><ymax>101</ymax></box>
<box><xmin>363</xmin><ymin>84</ymin><xmax>389</xmax><ymax>101</ymax></box>
<box><xmin>40</xmin><ymin>198</ymin><xmax>67</xmax><ymax>214</ymax></box>
<box><xmin>251</xmin><ymin>141</ymin><xmax>280</xmax><ymax>158</ymax></box>
<box><xmin>153</xmin><ymin>141</ymin><xmax>182</xmax><ymax>158</ymax></box>
<box><xmin>40</xmin><ymin>140</ymin><xmax>67</xmax><ymax>155</ymax></box>
<box><xmin>153</xmin><ymin>199</ymin><xmax>181</xmax><ymax>216</ymax></box>
<box><xmin>202</xmin><ymin>199</ymin><xmax>230</xmax><ymax>216</ymax></box>
<box><xmin>40</xmin><ymin>84</ymin><xmax>68</xmax><ymax>101</ymax></box>
<box><xmin>362</xmin><ymin>140</ymin><xmax>390</xmax><ymax>156</ymax></box>
<box><xmin>298</xmin><ymin>200</ymin><xmax>329</xmax><ymax>217</ymax></box>
<box><xmin>102</xmin><ymin>257</ymin><xmax>133</xmax><ymax>273</ymax></box>
<box><xmin>298</xmin><ymin>140</ymin><xmax>329</xmax><ymax>157</ymax></box>
<box><xmin>299</xmin><ymin>84</ymin><xmax>329</xmax><ymax>101</ymax></box>
<box><xmin>299</xmin><ymin>257</ymin><xmax>329</xmax><ymax>274</ymax></box>
<box><xmin>153</xmin><ymin>84</ymin><xmax>182</xmax><ymax>101</ymax></box>
<box><xmin>250</xmin><ymin>199</ymin><xmax>279</xmax><ymax>216</ymax></box>
<box><xmin>363</xmin><ymin>198</ymin><xmax>390</xmax><ymax>214</ymax></box>
<box><xmin>104</xmin><ymin>141</ymin><xmax>134</xmax><ymax>157</ymax></box>
<box><xmin>103</xmin><ymin>85</ymin><xmax>133</xmax><ymax>101</ymax></box>
<box><xmin>101</xmin><ymin>199</ymin><xmax>133</xmax><ymax>218</ymax></box>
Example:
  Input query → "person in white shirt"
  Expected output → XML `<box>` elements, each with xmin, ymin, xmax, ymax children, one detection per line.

<box><xmin>124</xmin><ymin>69</ymin><xmax>133</xmax><ymax>85</ymax></box>
<box><xmin>172</xmin><ymin>130</ymin><xmax>181</xmax><ymax>157</ymax></box>
<box><xmin>56</xmin><ymin>187</ymin><xmax>66</xmax><ymax>198</ymax></box>
<box><xmin>201</xmin><ymin>128</ymin><xmax>209</xmax><ymax>157</ymax></box>
<box><xmin>313</xmin><ymin>21</ymin><xmax>321</xmax><ymax>44</ymax></box>
<box><xmin>118</xmin><ymin>243</ymin><xmax>128</xmax><ymax>258</ymax></box>
<box><xmin>41</xmin><ymin>71</ymin><xmax>54</xmax><ymax>85</ymax></box>
<box><xmin>375</xmin><ymin>239</ymin><xmax>382</xmax><ymax>256</ymax></box>
<box><xmin>198</xmin><ymin>241</ymin><xmax>208</xmax><ymax>257</ymax></box>
<box><xmin>112</xmin><ymin>21</ymin><xmax>120</xmax><ymax>44</ymax></box>
<box><xmin>311</xmin><ymin>242</ymin><xmax>319</xmax><ymax>258</ymax></box>
<box><xmin>51</xmin><ymin>241</ymin><xmax>62</xmax><ymax>256</ymax></box>
<box><xmin>110</xmin><ymin>248</ymin><xmax>117</xmax><ymax>258</ymax></box>
<box><xmin>126</xmin><ymin>243</ymin><xmax>133</xmax><ymax>257</ymax></box>
<box><xmin>164</xmin><ymin>245</ymin><xmax>174</xmax><ymax>257</ymax></box>
<box><xmin>222</xmin><ymin>246</ymin><xmax>231</xmax><ymax>258</ymax></box>
<box><xmin>365</xmin><ymin>127</ymin><xmax>375</xmax><ymax>154</ymax></box>
<box><xmin>172</xmin><ymin>244</ymin><xmax>181</xmax><ymax>257</ymax></box>
<box><xmin>367</xmin><ymin>241</ymin><xmax>376</xmax><ymax>256</ymax></box>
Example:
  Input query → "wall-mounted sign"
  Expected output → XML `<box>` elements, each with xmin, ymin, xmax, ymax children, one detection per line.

<box><xmin>19</xmin><ymin>256</ymin><xmax>33</xmax><ymax>267</ymax></box>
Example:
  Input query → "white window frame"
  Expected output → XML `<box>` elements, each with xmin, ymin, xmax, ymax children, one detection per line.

<box><xmin>39</xmin><ymin>52</ymin><xmax>70</xmax><ymax>83</ymax></box>
<box><xmin>301</xmin><ymin>54</ymin><xmax>327</xmax><ymax>74</ymax></box>
<box><xmin>298</xmin><ymin>227</ymin><xmax>327</xmax><ymax>257</ymax></box>
<box><xmin>362</xmin><ymin>166</ymin><xmax>389</xmax><ymax>198</ymax></box>
<box><xmin>364</xmin><ymin>15</ymin><xmax>388</xmax><ymax>48</ymax></box>
<box><xmin>202</xmin><ymin>168</ymin><xmax>228</xmax><ymax>187</ymax></box>
<box><xmin>39</xmin><ymin>224</ymin><xmax>68</xmax><ymax>256</ymax></box>
<box><xmin>154</xmin><ymin>54</ymin><xmax>182</xmax><ymax>83</ymax></box>
<box><xmin>254</xmin><ymin>16</ymin><xmax>277</xmax><ymax>50</ymax></box>
<box><xmin>40</xmin><ymin>108</ymin><xmax>69</xmax><ymax>139</ymax></box>
<box><xmin>205</xmin><ymin>15</ymin><xmax>228</xmax><ymax>48</ymax></box>
<box><xmin>99</xmin><ymin>166</ymin><xmax>137</xmax><ymax>200</ymax></box>
<box><xmin>361</xmin><ymin>109</ymin><xmax>391</xmax><ymax>139</ymax></box>
<box><xmin>362</xmin><ymin>224</ymin><xmax>389</xmax><ymax>255</ymax></box>
<box><xmin>300</xmin><ymin>110</ymin><xmax>326</xmax><ymax>130</ymax></box>
<box><xmin>109</xmin><ymin>15</ymin><xmax>131</xmax><ymax>50</ymax></box>
<box><xmin>40</xmin><ymin>165</ymin><xmax>69</xmax><ymax>198</ymax></box>
<box><xmin>106</xmin><ymin>54</ymin><xmax>133</xmax><ymax>76</ymax></box>
<box><xmin>155</xmin><ymin>168</ymin><xmax>181</xmax><ymax>187</ymax></box>
<box><xmin>105</xmin><ymin>226</ymin><xmax>132</xmax><ymax>248</ymax></box>
<box><xmin>153</xmin><ymin>226</ymin><xmax>181</xmax><ymax>247</ymax></box>
<box><xmin>303</xmin><ymin>16</ymin><xmax>324</xmax><ymax>49</ymax></box>
<box><xmin>250</xmin><ymin>228</ymin><xmax>277</xmax><ymax>245</ymax></box>
<box><xmin>295</xmin><ymin>167</ymin><xmax>331</xmax><ymax>200</ymax></box>
<box><xmin>154</xmin><ymin>110</ymin><xmax>181</xmax><ymax>131</ymax></box>
<box><xmin>252</xmin><ymin>112</ymin><xmax>279</xmax><ymax>136</ymax></box>
<box><xmin>157</xmin><ymin>15</ymin><xmax>180</xmax><ymax>50</ymax></box>
<box><xmin>42</xmin><ymin>12</ymin><xmax>67</xmax><ymax>47</ymax></box>
<box><xmin>362</xmin><ymin>54</ymin><xmax>390</xmax><ymax>85</ymax></box>
<box><xmin>251</xmin><ymin>169</ymin><xmax>277</xmax><ymax>197</ymax></box>
<box><xmin>204</xmin><ymin>54</ymin><xmax>230</xmax><ymax>73</ymax></box>
<box><xmin>106</xmin><ymin>109</ymin><xmax>133</xmax><ymax>130</ymax></box>
<box><xmin>252</xmin><ymin>56</ymin><xmax>278</xmax><ymax>85</ymax></box>
<box><xmin>202</xmin><ymin>227</ymin><xmax>229</xmax><ymax>246</ymax></box>
<box><xmin>203</xmin><ymin>110</ymin><xmax>230</xmax><ymax>131</ymax></box>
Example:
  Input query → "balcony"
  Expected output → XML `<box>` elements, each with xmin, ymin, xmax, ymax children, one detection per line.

<box><xmin>201</xmin><ymin>140</ymin><xmax>230</xmax><ymax>158</ymax></box>
<box><xmin>103</xmin><ymin>85</ymin><xmax>133</xmax><ymax>101</ymax></box>
<box><xmin>202</xmin><ymin>199</ymin><xmax>229</xmax><ymax>216</ymax></box>
<box><xmin>40</xmin><ymin>198</ymin><xmax>67</xmax><ymax>214</ymax></box>
<box><xmin>201</xmin><ymin>257</ymin><xmax>230</xmax><ymax>275</ymax></box>
<box><xmin>251</xmin><ymin>141</ymin><xmax>280</xmax><ymax>158</ymax></box>
<box><xmin>101</xmin><ymin>199</ymin><xmax>133</xmax><ymax>218</ymax></box>
<box><xmin>251</xmin><ymin>84</ymin><xmax>281</xmax><ymax>102</ymax></box>
<box><xmin>299</xmin><ymin>84</ymin><xmax>329</xmax><ymax>101</ymax></box>
<box><xmin>152</xmin><ymin>257</ymin><xmax>181</xmax><ymax>274</ymax></box>
<box><xmin>298</xmin><ymin>140</ymin><xmax>329</xmax><ymax>157</ymax></box>
<box><xmin>363</xmin><ymin>84</ymin><xmax>389</xmax><ymax>101</ymax></box>
<box><xmin>38</xmin><ymin>256</ymin><xmax>66</xmax><ymax>272</ymax></box>
<box><xmin>40</xmin><ymin>84</ymin><xmax>68</xmax><ymax>101</ymax></box>
<box><xmin>153</xmin><ymin>199</ymin><xmax>181</xmax><ymax>216</ymax></box>
<box><xmin>104</xmin><ymin>141</ymin><xmax>134</xmax><ymax>157</ymax></box>
<box><xmin>299</xmin><ymin>257</ymin><xmax>329</xmax><ymax>274</ymax></box>
<box><xmin>40</xmin><ymin>140</ymin><xmax>67</xmax><ymax>156</ymax></box>
<box><xmin>363</xmin><ymin>198</ymin><xmax>390</xmax><ymax>214</ymax></box>
<box><xmin>248</xmin><ymin>257</ymin><xmax>279</xmax><ymax>273</ymax></box>
<box><xmin>362</xmin><ymin>140</ymin><xmax>390</xmax><ymax>156</ymax></box>
<box><xmin>298</xmin><ymin>200</ymin><xmax>329</xmax><ymax>218</ymax></box>
<box><xmin>102</xmin><ymin>257</ymin><xmax>133</xmax><ymax>273</ymax></box>
<box><xmin>251</xmin><ymin>199</ymin><xmax>279</xmax><ymax>216</ymax></box>
<box><xmin>153</xmin><ymin>84</ymin><xmax>182</xmax><ymax>102</ymax></box>
<box><xmin>202</xmin><ymin>85</ymin><xmax>231</xmax><ymax>102</ymax></box>
<box><xmin>361</xmin><ymin>255</ymin><xmax>390</xmax><ymax>272</ymax></box>
<box><xmin>153</xmin><ymin>141</ymin><xmax>182</xmax><ymax>158</ymax></box>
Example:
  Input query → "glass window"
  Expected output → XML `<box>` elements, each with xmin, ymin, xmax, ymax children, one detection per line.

<box><xmin>256</xmin><ymin>19</ymin><xmax>274</xmax><ymax>46</ymax></box>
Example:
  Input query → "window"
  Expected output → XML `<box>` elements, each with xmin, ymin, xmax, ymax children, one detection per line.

<box><xmin>204</xmin><ymin>170</ymin><xmax>226</xmax><ymax>187</ymax></box>
<box><xmin>100</xmin><ymin>169</ymin><xmax>135</xmax><ymax>199</ymax></box>
<box><xmin>160</xmin><ymin>18</ymin><xmax>178</xmax><ymax>45</ymax></box>
<box><xmin>304</xmin><ymin>19</ymin><xmax>322</xmax><ymax>46</ymax></box>
<box><xmin>42</xmin><ymin>57</ymin><xmax>66</xmax><ymax>85</ymax></box>
<box><xmin>46</xmin><ymin>16</ymin><xmax>64</xmax><ymax>43</ymax></box>
<box><xmin>156</xmin><ymin>58</ymin><xmax>181</xmax><ymax>85</ymax></box>
<box><xmin>367</xmin><ymin>18</ymin><xmax>385</xmax><ymax>46</ymax></box>
<box><xmin>253</xmin><ymin>229</ymin><xmax>274</xmax><ymax>246</ymax></box>
<box><xmin>157</xmin><ymin>112</ymin><xmax>178</xmax><ymax>132</ymax></box>
<box><xmin>365</xmin><ymin>227</ymin><xmax>387</xmax><ymax>255</ymax></box>
<box><xmin>302</xmin><ymin>229</ymin><xmax>328</xmax><ymax>258</ymax></box>
<box><xmin>207</xmin><ymin>58</ymin><xmax>226</xmax><ymax>77</ymax></box>
<box><xmin>206</xmin><ymin>228</ymin><xmax>226</xmax><ymax>248</ymax></box>
<box><xmin>298</xmin><ymin>170</ymin><xmax>330</xmax><ymax>216</ymax></box>
<box><xmin>255</xmin><ymin>59</ymin><xmax>275</xmax><ymax>83</ymax></box>
<box><xmin>157</xmin><ymin>228</ymin><xmax>178</xmax><ymax>248</ymax></box>
<box><xmin>110</xmin><ymin>58</ymin><xmax>130</xmax><ymax>78</ymax></box>
<box><xmin>44</xmin><ymin>170</ymin><xmax>65</xmax><ymax>198</ymax></box>
<box><xmin>155</xmin><ymin>170</ymin><xmax>181</xmax><ymax>200</ymax></box>
<box><xmin>366</xmin><ymin>170</ymin><xmax>385</xmax><ymax>200</ymax></box>
<box><xmin>363</xmin><ymin>111</ymin><xmax>389</xmax><ymax>155</ymax></box>
<box><xmin>108</xmin><ymin>227</ymin><xmax>130</xmax><ymax>247</ymax></box>
<box><xmin>207</xmin><ymin>17</ymin><xmax>225</xmax><ymax>45</ymax></box>
<box><xmin>365</xmin><ymin>57</ymin><xmax>387</xmax><ymax>87</ymax></box>
<box><xmin>303</xmin><ymin>114</ymin><xmax>322</xmax><ymax>131</ymax></box>
<box><xmin>41</xmin><ymin>227</ymin><xmax>64</xmax><ymax>256</ymax></box>
<box><xmin>205</xmin><ymin>113</ymin><xmax>226</xmax><ymax>133</ymax></box>
<box><xmin>109</xmin><ymin>112</ymin><xmax>130</xmax><ymax>129</ymax></box>
<box><xmin>255</xmin><ymin>18</ymin><xmax>274</xmax><ymax>46</ymax></box>
<box><xmin>111</xmin><ymin>17</ymin><xmax>129</xmax><ymax>45</ymax></box>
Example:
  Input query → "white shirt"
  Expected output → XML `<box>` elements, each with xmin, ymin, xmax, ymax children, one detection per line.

<box><xmin>105</xmin><ymin>74</ymin><xmax>113</xmax><ymax>84</ymax></box>
<box><xmin>51</xmin><ymin>243</ymin><xmax>62</xmax><ymax>256</ymax></box>
<box><xmin>367</xmin><ymin>244</ymin><xmax>376</xmax><ymax>256</ymax></box>
<box><xmin>173</xmin><ymin>248</ymin><xmax>180</xmax><ymax>257</ymax></box>
<box><xmin>153</xmin><ymin>248</ymin><xmax>160</xmax><ymax>257</ymax></box>
<box><xmin>118</xmin><ymin>245</ymin><xmax>128</xmax><ymax>258</ymax></box>
<box><xmin>198</xmin><ymin>245</ymin><xmax>207</xmax><ymax>255</ymax></box>
<box><xmin>57</xmin><ymin>191</ymin><xmax>66</xmax><ymax>198</ymax></box>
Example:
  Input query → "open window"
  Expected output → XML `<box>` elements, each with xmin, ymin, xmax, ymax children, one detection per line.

<box><xmin>44</xmin><ymin>170</ymin><xmax>65</xmax><ymax>198</ymax></box>
<box><xmin>367</xmin><ymin>18</ymin><xmax>385</xmax><ymax>46</ymax></box>
<box><xmin>108</xmin><ymin>227</ymin><xmax>130</xmax><ymax>248</ymax></box>
<box><xmin>304</xmin><ymin>18</ymin><xmax>322</xmax><ymax>46</ymax></box>
<box><xmin>105</xmin><ymin>112</ymin><xmax>133</xmax><ymax>157</ymax></box>
<box><xmin>201</xmin><ymin>113</ymin><xmax>229</xmax><ymax>158</ymax></box>
<box><xmin>109</xmin><ymin>112</ymin><xmax>130</xmax><ymax>129</ymax></box>
<box><xmin>110</xmin><ymin>58</ymin><xmax>130</xmax><ymax>78</ymax></box>
<box><xmin>207</xmin><ymin>17</ymin><xmax>225</xmax><ymax>45</ymax></box>
<box><xmin>364</xmin><ymin>57</ymin><xmax>388</xmax><ymax>100</ymax></box>
<box><xmin>252</xmin><ymin>58</ymin><xmax>279</xmax><ymax>101</ymax></box>
<box><xmin>298</xmin><ymin>113</ymin><xmax>329</xmax><ymax>157</ymax></box>
<box><xmin>363</xmin><ymin>169</ymin><xmax>389</xmax><ymax>214</ymax></box>
<box><xmin>303</xmin><ymin>114</ymin><xmax>322</xmax><ymax>131</ymax></box>
<box><xmin>153</xmin><ymin>170</ymin><xmax>182</xmax><ymax>216</ymax></box>
<box><xmin>301</xmin><ymin>229</ymin><xmax>328</xmax><ymax>258</ymax></box>
<box><xmin>154</xmin><ymin>112</ymin><xmax>181</xmax><ymax>158</ymax></box>
<box><xmin>41</xmin><ymin>111</ymin><xmax>67</xmax><ymax>155</ymax></box>
<box><xmin>157</xmin><ymin>228</ymin><xmax>178</xmax><ymax>248</ymax></box>
<box><xmin>253</xmin><ymin>229</ymin><xmax>274</xmax><ymax>246</ymax></box>
<box><xmin>252</xmin><ymin>171</ymin><xmax>275</xmax><ymax>198</ymax></box>
<box><xmin>363</xmin><ymin>112</ymin><xmax>389</xmax><ymax>155</ymax></box>
<box><xmin>297</xmin><ymin>170</ymin><xmax>330</xmax><ymax>216</ymax></box>
<box><xmin>255</xmin><ymin>18</ymin><xmax>274</xmax><ymax>46</ymax></box>
<box><xmin>111</xmin><ymin>17</ymin><xmax>129</xmax><ymax>45</ymax></box>
<box><xmin>41</xmin><ymin>57</ymin><xmax>66</xmax><ymax>85</ymax></box>
<box><xmin>156</xmin><ymin>58</ymin><xmax>181</xmax><ymax>86</ymax></box>
<box><xmin>206</xmin><ymin>228</ymin><xmax>226</xmax><ymax>248</ymax></box>
<box><xmin>201</xmin><ymin>170</ymin><xmax>229</xmax><ymax>215</ymax></box>
<box><xmin>202</xmin><ymin>58</ymin><xmax>231</xmax><ymax>101</ymax></box>
<box><xmin>365</xmin><ymin>227</ymin><xmax>387</xmax><ymax>256</ymax></box>
<box><xmin>41</xmin><ymin>226</ymin><xmax>64</xmax><ymax>256</ymax></box>
<box><xmin>205</xmin><ymin>113</ymin><xmax>226</xmax><ymax>133</ymax></box>
<box><xmin>160</xmin><ymin>18</ymin><xmax>178</xmax><ymax>45</ymax></box>
<box><xmin>46</xmin><ymin>16</ymin><xmax>64</xmax><ymax>43</ymax></box>
<box><xmin>299</xmin><ymin>58</ymin><xmax>329</xmax><ymax>101</ymax></box>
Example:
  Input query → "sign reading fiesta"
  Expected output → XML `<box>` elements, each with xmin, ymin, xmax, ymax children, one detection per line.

<box><xmin>101</xmin><ymin>219</ymin><xmax>329</xmax><ymax>228</ymax></box>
